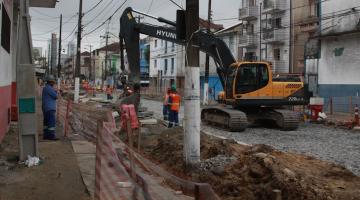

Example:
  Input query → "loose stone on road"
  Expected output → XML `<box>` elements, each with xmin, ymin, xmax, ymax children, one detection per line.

<box><xmin>141</xmin><ymin>98</ymin><xmax>360</xmax><ymax>176</ymax></box>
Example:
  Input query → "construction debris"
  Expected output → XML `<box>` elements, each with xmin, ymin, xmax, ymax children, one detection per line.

<box><xmin>134</xmin><ymin>122</ymin><xmax>360</xmax><ymax>200</ymax></box>
<box><xmin>24</xmin><ymin>156</ymin><xmax>41</xmax><ymax>168</ymax></box>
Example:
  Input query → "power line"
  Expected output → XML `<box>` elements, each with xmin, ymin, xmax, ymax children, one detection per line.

<box><xmin>63</xmin><ymin>24</ymin><xmax>78</xmax><ymax>41</ymax></box>
<box><xmin>83</xmin><ymin>0</ymin><xmax>129</xmax><ymax>37</ymax></box>
<box><xmin>84</xmin><ymin>0</ymin><xmax>104</xmax><ymax>14</ymax></box>
<box><xmin>83</xmin><ymin>0</ymin><xmax>115</xmax><ymax>27</ymax></box>
<box><xmin>31</xmin><ymin>9</ymin><xmax>62</xmax><ymax>19</ymax></box>
<box><xmin>147</xmin><ymin>0</ymin><xmax>155</xmax><ymax>14</ymax></box>
<box><xmin>168</xmin><ymin>0</ymin><xmax>184</xmax><ymax>10</ymax></box>
<box><xmin>32</xmin><ymin>13</ymin><xmax>78</xmax><ymax>36</ymax></box>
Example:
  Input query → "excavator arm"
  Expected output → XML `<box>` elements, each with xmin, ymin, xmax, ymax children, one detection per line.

<box><xmin>119</xmin><ymin>7</ymin><xmax>236</xmax><ymax>88</ymax></box>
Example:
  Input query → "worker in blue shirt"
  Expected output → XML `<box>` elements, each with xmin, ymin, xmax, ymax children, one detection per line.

<box><xmin>42</xmin><ymin>75</ymin><xmax>58</xmax><ymax>140</ymax></box>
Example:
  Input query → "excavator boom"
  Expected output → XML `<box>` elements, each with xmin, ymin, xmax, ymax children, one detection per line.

<box><xmin>119</xmin><ymin>7</ymin><xmax>235</xmax><ymax>88</ymax></box>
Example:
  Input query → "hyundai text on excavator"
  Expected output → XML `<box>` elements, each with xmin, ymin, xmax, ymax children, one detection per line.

<box><xmin>120</xmin><ymin>7</ymin><xmax>310</xmax><ymax>132</ymax></box>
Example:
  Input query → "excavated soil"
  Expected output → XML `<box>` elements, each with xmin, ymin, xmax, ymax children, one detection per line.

<box><xmin>137</xmin><ymin>124</ymin><xmax>360</xmax><ymax>200</ymax></box>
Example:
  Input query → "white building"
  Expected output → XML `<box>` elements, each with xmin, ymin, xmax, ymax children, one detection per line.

<box><xmin>149</xmin><ymin>20</ymin><xmax>223</xmax><ymax>94</ymax></box>
<box><xmin>47</xmin><ymin>33</ymin><xmax>58</xmax><ymax>73</ymax></box>
<box><xmin>215</xmin><ymin>22</ymin><xmax>243</xmax><ymax>61</ymax></box>
<box><xmin>67</xmin><ymin>42</ymin><xmax>76</xmax><ymax>56</ymax></box>
<box><xmin>306</xmin><ymin>0</ymin><xmax>360</xmax><ymax>99</ymax></box>
<box><xmin>149</xmin><ymin>38</ymin><xmax>178</xmax><ymax>90</ymax></box>
<box><xmin>0</xmin><ymin>0</ymin><xmax>58</xmax><ymax>145</ymax></box>
<box><xmin>239</xmin><ymin>0</ymin><xmax>291</xmax><ymax>73</ymax></box>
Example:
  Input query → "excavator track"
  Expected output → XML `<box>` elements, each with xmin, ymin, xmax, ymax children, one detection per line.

<box><xmin>268</xmin><ymin>109</ymin><xmax>300</xmax><ymax>131</ymax></box>
<box><xmin>201</xmin><ymin>106</ymin><xmax>248</xmax><ymax>132</ymax></box>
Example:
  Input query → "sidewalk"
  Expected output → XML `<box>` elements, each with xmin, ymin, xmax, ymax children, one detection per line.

<box><xmin>0</xmin><ymin>92</ymin><xmax>90</xmax><ymax>200</ymax></box>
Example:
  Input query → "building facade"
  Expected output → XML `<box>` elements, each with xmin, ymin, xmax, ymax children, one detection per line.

<box><xmin>0</xmin><ymin>0</ymin><xmax>58</xmax><ymax>144</ymax></box>
<box><xmin>140</xmin><ymin>37</ymin><xmax>150</xmax><ymax>86</ymax></box>
<box><xmin>149</xmin><ymin>37</ymin><xmax>178</xmax><ymax>92</ymax></box>
<box><xmin>239</xmin><ymin>0</ymin><xmax>291</xmax><ymax>73</ymax></box>
<box><xmin>0</xmin><ymin>0</ymin><xmax>13</xmax><ymax>142</ymax></box>
<box><xmin>306</xmin><ymin>0</ymin><xmax>360</xmax><ymax>99</ymax></box>
<box><xmin>293</xmin><ymin>0</ymin><xmax>319</xmax><ymax>73</ymax></box>
<box><xmin>149</xmin><ymin>19</ymin><xmax>223</xmax><ymax>97</ymax></box>
<box><xmin>47</xmin><ymin>33</ymin><xmax>58</xmax><ymax>74</ymax></box>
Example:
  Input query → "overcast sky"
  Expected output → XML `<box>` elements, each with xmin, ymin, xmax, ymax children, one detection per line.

<box><xmin>31</xmin><ymin>0</ymin><xmax>241</xmax><ymax>55</ymax></box>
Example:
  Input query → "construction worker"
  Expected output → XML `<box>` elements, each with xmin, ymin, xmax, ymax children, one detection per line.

<box><xmin>168</xmin><ymin>85</ymin><xmax>181</xmax><ymax>128</ymax></box>
<box><xmin>163</xmin><ymin>88</ymin><xmax>171</xmax><ymax>120</ymax></box>
<box><xmin>42</xmin><ymin>75</ymin><xmax>58</xmax><ymax>140</ymax></box>
<box><xmin>106</xmin><ymin>85</ymin><xmax>113</xmax><ymax>100</ymax></box>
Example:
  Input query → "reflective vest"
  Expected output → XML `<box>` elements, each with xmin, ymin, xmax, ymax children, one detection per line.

<box><xmin>164</xmin><ymin>94</ymin><xmax>170</xmax><ymax>105</ymax></box>
<box><xmin>170</xmin><ymin>93</ymin><xmax>181</xmax><ymax>111</ymax></box>
<box><xmin>106</xmin><ymin>87</ymin><xmax>112</xmax><ymax>95</ymax></box>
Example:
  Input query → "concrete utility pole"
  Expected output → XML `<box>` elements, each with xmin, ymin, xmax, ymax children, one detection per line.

<box><xmin>17</xmin><ymin>0</ymin><xmax>38</xmax><ymax>160</ymax></box>
<box><xmin>100</xmin><ymin>33</ymin><xmax>110</xmax><ymax>81</ymax></box>
<box><xmin>203</xmin><ymin>0</ymin><xmax>212</xmax><ymax>105</ymax></box>
<box><xmin>259</xmin><ymin>2</ymin><xmax>262</xmax><ymax>60</ymax></box>
<box><xmin>184</xmin><ymin>0</ymin><xmax>200</xmax><ymax>166</ymax></box>
<box><xmin>289</xmin><ymin>0</ymin><xmax>294</xmax><ymax>73</ymax></box>
<box><xmin>75</xmin><ymin>0</ymin><xmax>83</xmax><ymax>77</ymax></box>
<box><xmin>87</xmin><ymin>45</ymin><xmax>93</xmax><ymax>80</ymax></box>
<box><xmin>57</xmin><ymin>14</ymin><xmax>62</xmax><ymax>78</ymax></box>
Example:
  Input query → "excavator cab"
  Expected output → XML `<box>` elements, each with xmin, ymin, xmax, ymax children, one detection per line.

<box><xmin>233</xmin><ymin>62</ymin><xmax>270</xmax><ymax>95</ymax></box>
<box><xmin>223</xmin><ymin>61</ymin><xmax>308</xmax><ymax>107</ymax></box>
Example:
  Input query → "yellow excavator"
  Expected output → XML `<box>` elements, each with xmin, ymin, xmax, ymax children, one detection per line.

<box><xmin>205</xmin><ymin>61</ymin><xmax>308</xmax><ymax>131</ymax></box>
<box><xmin>119</xmin><ymin>7</ymin><xmax>310</xmax><ymax>132</ymax></box>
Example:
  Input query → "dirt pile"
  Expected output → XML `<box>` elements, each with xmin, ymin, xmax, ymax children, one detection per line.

<box><xmin>144</xmin><ymin>127</ymin><xmax>235</xmax><ymax>176</ymax></box>
<box><xmin>140</xmin><ymin>124</ymin><xmax>360</xmax><ymax>200</ymax></box>
<box><xmin>197</xmin><ymin>144</ymin><xmax>360</xmax><ymax>200</ymax></box>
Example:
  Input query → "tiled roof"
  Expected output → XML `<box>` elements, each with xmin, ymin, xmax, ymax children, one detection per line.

<box><xmin>199</xmin><ymin>18</ymin><xmax>224</xmax><ymax>31</ymax></box>
<box><xmin>97</xmin><ymin>42</ymin><xmax>120</xmax><ymax>52</ymax></box>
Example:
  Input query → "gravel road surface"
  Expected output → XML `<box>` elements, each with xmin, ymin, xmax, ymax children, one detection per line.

<box><xmin>142</xmin><ymin>98</ymin><xmax>360</xmax><ymax>176</ymax></box>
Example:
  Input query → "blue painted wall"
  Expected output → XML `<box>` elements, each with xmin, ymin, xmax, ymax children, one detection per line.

<box><xmin>319</xmin><ymin>84</ymin><xmax>360</xmax><ymax>113</ymax></box>
<box><xmin>200</xmin><ymin>75</ymin><xmax>223</xmax><ymax>101</ymax></box>
<box><xmin>139</xmin><ymin>43</ymin><xmax>149</xmax><ymax>74</ymax></box>
<box><xmin>319</xmin><ymin>85</ymin><xmax>360</xmax><ymax>97</ymax></box>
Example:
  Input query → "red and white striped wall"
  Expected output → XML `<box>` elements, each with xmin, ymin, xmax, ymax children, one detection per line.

<box><xmin>0</xmin><ymin>0</ymin><xmax>13</xmax><ymax>143</ymax></box>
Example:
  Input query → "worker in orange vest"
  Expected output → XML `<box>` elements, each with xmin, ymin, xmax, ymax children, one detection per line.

<box><xmin>163</xmin><ymin>88</ymin><xmax>171</xmax><ymax>120</ymax></box>
<box><xmin>168</xmin><ymin>85</ymin><xmax>181</xmax><ymax>128</ymax></box>
<box><xmin>106</xmin><ymin>85</ymin><xmax>113</xmax><ymax>100</ymax></box>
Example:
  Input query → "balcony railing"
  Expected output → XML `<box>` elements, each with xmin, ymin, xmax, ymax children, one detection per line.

<box><xmin>239</xmin><ymin>6</ymin><xmax>258</xmax><ymax>20</ymax></box>
<box><xmin>262</xmin><ymin>0</ymin><xmax>286</xmax><ymax>14</ymax></box>
<box><xmin>239</xmin><ymin>34</ymin><xmax>258</xmax><ymax>47</ymax></box>
<box><xmin>262</xmin><ymin>28</ymin><xmax>286</xmax><ymax>44</ymax></box>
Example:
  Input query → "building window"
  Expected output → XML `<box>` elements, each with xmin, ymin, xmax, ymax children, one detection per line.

<box><xmin>248</xmin><ymin>0</ymin><xmax>255</xmax><ymax>6</ymax></box>
<box><xmin>165</xmin><ymin>41</ymin><xmax>168</xmax><ymax>54</ymax></box>
<box><xmin>154</xmin><ymin>59</ymin><xmax>157</xmax><ymax>68</ymax></box>
<box><xmin>229</xmin><ymin>36</ymin><xmax>234</xmax><ymax>50</ymax></box>
<box><xmin>274</xmin><ymin>49</ymin><xmax>281</xmax><ymax>60</ymax></box>
<box><xmin>171</xmin><ymin>42</ymin><xmax>175</xmax><ymax>52</ymax></box>
<box><xmin>1</xmin><ymin>3</ymin><xmax>11</xmax><ymax>53</ymax></box>
<box><xmin>247</xmin><ymin>23</ymin><xmax>254</xmax><ymax>34</ymax></box>
<box><xmin>154</xmin><ymin>40</ymin><xmax>158</xmax><ymax>48</ymax></box>
<box><xmin>164</xmin><ymin>59</ymin><xmax>168</xmax><ymax>74</ymax></box>
<box><xmin>263</xmin><ymin>0</ymin><xmax>272</xmax><ymax>9</ymax></box>
<box><xmin>261</xmin><ymin>48</ymin><xmax>267</xmax><ymax>60</ymax></box>
<box><xmin>274</xmin><ymin>18</ymin><xmax>282</xmax><ymax>29</ymax></box>
<box><xmin>171</xmin><ymin>58</ymin><xmax>174</xmax><ymax>74</ymax></box>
